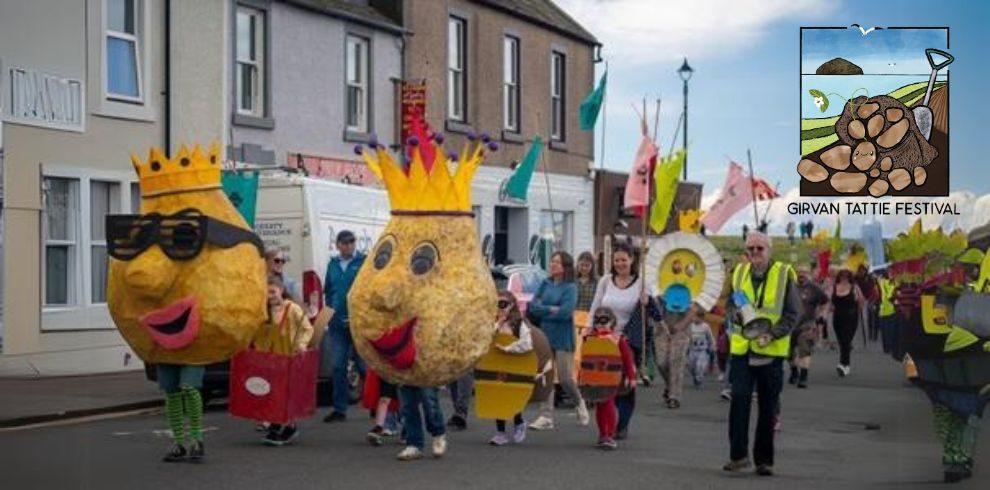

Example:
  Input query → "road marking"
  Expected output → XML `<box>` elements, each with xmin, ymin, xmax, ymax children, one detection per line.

<box><xmin>0</xmin><ymin>408</ymin><xmax>161</xmax><ymax>433</ymax></box>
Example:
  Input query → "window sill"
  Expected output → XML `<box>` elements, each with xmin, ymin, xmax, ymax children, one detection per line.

<box><xmin>501</xmin><ymin>130</ymin><xmax>524</xmax><ymax>144</ymax></box>
<box><xmin>92</xmin><ymin>99</ymin><xmax>157</xmax><ymax>123</ymax></box>
<box><xmin>445</xmin><ymin>119</ymin><xmax>474</xmax><ymax>135</ymax></box>
<box><xmin>233</xmin><ymin>113</ymin><xmax>275</xmax><ymax>130</ymax></box>
<box><xmin>344</xmin><ymin>129</ymin><xmax>374</xmax><ymax>144</ymax></box>
<box><xmin>549</xmin><ymin>140</ymin><xmax>568</xmax><ymax>152</ymax></box>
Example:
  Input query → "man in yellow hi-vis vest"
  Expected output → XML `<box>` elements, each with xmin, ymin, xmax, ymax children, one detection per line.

<box><xmin>723</xmin><ymin>232</ymin><xmax>800</xmax><ymax>477</ymax></box>
<box><xmin>877</xmin><ymin>272</ymin><xmax>899</xmax><ymax>360</ymax></box>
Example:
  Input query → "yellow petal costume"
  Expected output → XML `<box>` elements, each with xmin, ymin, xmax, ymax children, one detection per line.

<box><xmin>107</xmin><ymin>144</ymin><xmax>267</xmax><ymax>365</ymax></box>
<box><xmin>350</xmin><ymin>136</ymin><xmax>498</xmax><ymax>386</ymax></box>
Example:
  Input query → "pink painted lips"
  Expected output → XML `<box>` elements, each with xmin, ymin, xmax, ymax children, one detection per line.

<box><xmin>370</xmin><ymin>317</ymin><xmax>417</xmax><ymax>370</ymax></box>
<box><xmin>139</xmin><ymin>296</ymin><xmax>201</xmax><ymax>350</ymax></box>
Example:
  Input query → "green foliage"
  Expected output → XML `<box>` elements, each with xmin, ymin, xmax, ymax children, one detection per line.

<box><xmin>885</xmin><ymin>220</ymin><xmax>968</xmax><ymax>282</ymax></box>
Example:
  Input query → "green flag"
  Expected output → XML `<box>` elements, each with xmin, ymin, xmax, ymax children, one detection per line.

<box><xmin>649</xmin><ymin>150</ymin><xmax>686</xmax><ymax>233</ymax></box>
<box><xmin>579</xmin><ymin>71</ymin><xmax>607</xmax><ymax>131</ymax></box>
<box><xmin>222</xmin><ymin>170</ymin><xmax>259</xmax><ymax>227</ymax></box>
<box><xmin>830</xmin><ymin>218</ymin><xmax>843</xmax><ymax>253</ymax></box>
<box><xmin>502</xmin><ymin>136</ymin><xmax>543</xmax><ymax>202</ymax></box>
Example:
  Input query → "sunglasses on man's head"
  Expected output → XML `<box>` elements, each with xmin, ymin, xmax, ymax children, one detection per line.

<box><xmin>497</xmin><ymin>300</ymin><xmax>513</xmax><ymax>310</ymax></box>
<box><xmin>594</xmin><ymin>315</ymin><xmax>613</xmax><ymax>325</ymax></box>
<box><xmin>106</xmin><ymin>208</ymin><xmax>265</xmax><ymax>261</ymax></box>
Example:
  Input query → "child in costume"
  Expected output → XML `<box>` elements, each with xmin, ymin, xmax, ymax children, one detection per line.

<box><xmin>587</xmin><ymin>307</ymin><xmax>637</xmax><ymax>450</ymax></box>
<box><xmin>254</xmin><ymin>275</ymin><xmax>314</xmax><ymax>445</ymax></box>
<box><xmin>365</xmin><ymin>370</ymin><xmax>400</xmax><ymax>446</ymax></box>
<box><xmin>489</xmin><ymin>291</ymin><xmax>533</xmax><ymax>446</ymax></box>
<box><xmin>686</xmin><ymin>317</ymin><xmax>715</xmax><ymax>388</ymax></box>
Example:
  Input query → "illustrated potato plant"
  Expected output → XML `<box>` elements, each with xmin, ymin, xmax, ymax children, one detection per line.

<box><xmin>798</xmin><ymin>95</ymin><xmax>938</xmax><ymax>196</ymax></box>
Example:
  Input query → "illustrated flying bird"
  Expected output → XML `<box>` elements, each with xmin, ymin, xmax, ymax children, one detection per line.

<box><xmin>850</xmin><ymin>24</ymin><xmax>882</xmax><ymax>36</ymax></box>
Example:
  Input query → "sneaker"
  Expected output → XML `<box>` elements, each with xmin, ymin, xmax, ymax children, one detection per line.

<box><xmin>162</xmin><ymin>443</ymin><xmax>187</xmax><ymax>463</ymax></box>
<box><xmin>431</xmin><ymin>434</ymin><xmax>448</xmax><ymax>458</ymax></box>
<box><xmin>323</xmin><ymin>412</ymin><xmax>346</xmax><ymax>423</ymax></box>
<box><xmin>641</xmin><ymin>375</ymin><xmax>653</xmax><ymax>387</ymax></box>
<box><xmin>382</xmin><ymin>428</ymin><xmax>397</xmax><ymax>437</ymax></box>
<box><xmin>367</xmin><ymin>426</ymin><xmax>385</xmax><ymax>446</ymax></box>
<box><xmin>512</xmin><ymin>422</ymin><xmax>527</xmax><ymax>443</ymax></box>
<box><xmin>756</xmin><ymin>464</ymin><xmax>774</xmax><ymax>476</ymax></box>
<box><xmin>263</xmin><ymin>426</ymin><xmax>283</xmax><ymax>446</ymax></box>
<box><xmin>844</xmin><ymin>365</ymin><xmax>852</xmax><ymax>376</ymax></box>
<box><xmin>397</xmin><ymin>446</ymin><xmax>423</xmax><ymax>461</ymax></box>
<box><xmin>662</xmin><ymin>389</ymin><xmax>670</xmax><ymax>401</ymax></box>
<box><xmin>280</xmin><ymin>426</ymin><xmax>299</xmax><ymax>445</ymax></box>
<box><xmin>489</xmin><ymin>431</ymin><xmax>510</xmax><ymax>446</ymax></box>
<box><xmin>615</xmin><ymin>428</ymin><xmax>628</xmax><ymax>440</ymax></box>
<box><xmin>576</xmin><ymin>401</ymin><xmax>590</xmax><ymax>426</ymax></box>
<box><xmin>720</xmin><ymin>389</ymin><xmax>732</xmax><ymax>401</ymax></box>
<box><xmin>723</xmin><ymin>458</ymin><xmax>751</xmax><ymax>472</ymax></box>
<box><xmin>255</xmin><ymin>422</ymin><xmax>270</xmax><ymax>432</ymax></box>
<box><xmin>599</xmin><ymin>438</ymin><xmax>617</xmax><ymax>450</ymax></box>
<box><xmin>446</xmin><ymin>415</ymin><xmax>467</xmax><ymax>431</ymax></box>
<box><xmin>187</xmin><ymin>441</ymin><xmax>204</xmax><ymax>463</ymax></box>
<box><xmin>528</xmin><ymin>416</ymin><xmax>555</xmax><ymax>431</ymax></box>
<box><xmin>666</xmin><ymin>399</ymin><xmax>681</xmax><ymax>409</ymax></box>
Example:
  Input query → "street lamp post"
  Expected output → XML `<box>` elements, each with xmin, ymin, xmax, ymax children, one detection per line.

<box><xmin>678</xmin><ymin>57</ymin><xmax>693</xmax><ymax>180</ymax></box>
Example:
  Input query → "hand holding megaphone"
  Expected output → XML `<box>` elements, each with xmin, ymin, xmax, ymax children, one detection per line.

<box><xmin>731</xmin><ymin>292</ymin><xmax>773</xmax><ymax>341</ymax></box>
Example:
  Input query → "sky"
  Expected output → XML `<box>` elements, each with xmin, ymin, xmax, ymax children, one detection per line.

<box><xmin>555</xmin><ymin>0</ymin><xmax>990</xmax><ymax>237</ymax></box>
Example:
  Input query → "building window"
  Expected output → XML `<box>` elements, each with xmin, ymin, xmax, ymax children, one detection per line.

<box><xmin>540</xmin><ymin>210</ymin><xmax>572</xmax><ymax>254</ymax></box>
<box><xmin>44</xmin><ymin>178</ymin><xmax>80</xmax><ymax>306</ymax></box>
<box><xmin>550</xmin><ymin>51</ymin><xmax>566</xmax><ymax>141</ymax></box>
<box><xmin>105</xmin><ymin>0</ymin><xmax>143</xmax><ymax>101</ymax></box>
<box><xmin>346</xmin><ymin>35</ymin><xmax>370</xmax><ymax>133</ymax></box>
<box><xmin>447</xmin><ymin>16</ymin><xmax>467</xmax><ymax>122</ymax></box>
<box><xmin>130</xmin><ymin>182</ymin><xmax>141</xmax><ymax>212</ymax></box>
<box><xmin>90</xmin><ymin>182</ymin><xmax>121</xmax><ymax>304</ymax></box>
<box><xmin>503</xmin><ymin>36</ymin><xmax>520</xmax><ymax>132</ymax></box>
<box><xmin>236</xmin><ymin>5</ymin><xmax>266</xmax><ymax>117</ymax></box>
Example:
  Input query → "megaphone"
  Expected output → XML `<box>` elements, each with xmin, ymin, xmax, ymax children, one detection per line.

<box><xmin>731</xmin><ymin>292</ymin><xmax>773</xmax><ymax>340</ymax></box>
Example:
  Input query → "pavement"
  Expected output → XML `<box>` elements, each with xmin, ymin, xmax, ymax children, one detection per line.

<box><xmin>0</xmin><ymin>370</ymin><xmax>161</xmax><ymax>427</ymax></box>
<box><xmin>0</xmin><ymin>346</ymin><xmax>986</xmax><ymax>489</ymax></box>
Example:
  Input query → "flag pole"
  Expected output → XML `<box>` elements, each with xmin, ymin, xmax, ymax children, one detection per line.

<box><xmin>596</xmin><ymin>61</ymin><xmax>608</xmax><ymax>275</ymax></box>
<box><xmin>747</xmin><ymin>148</ymin><xmax>759</xmax><ymax>227</ymax></box>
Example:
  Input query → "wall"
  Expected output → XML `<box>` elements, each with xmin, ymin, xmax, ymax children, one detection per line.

<box><xmin>171</xmin><ymin>0</ymin><xmax>230</xmax><ymax>147</ymax></box>
<box><xmin>232</xmin><ymin>2</ymin><xmax>402</xmax><ymax>165</ymax></box>
<box><xmin>404</xmin><ymin>0</ymin><xmax>596</xmax><ymax>177</ymax></box>
<box><xmin>0</xmin><ymin>0</ymin><xmax>164</xmax><ymax>363</ymax></box>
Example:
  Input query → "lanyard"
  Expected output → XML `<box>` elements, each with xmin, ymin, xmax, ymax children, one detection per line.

<box><xmin>749</xmin><ymin>269</ymin><xmax>770</xmax><ymax>309</ymax></box>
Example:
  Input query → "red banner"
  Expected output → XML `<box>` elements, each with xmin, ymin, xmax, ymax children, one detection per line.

<box><xmin>401</xmin><ymin>79</ymin><xmax>427</xmax><ymax>146</ymax></box>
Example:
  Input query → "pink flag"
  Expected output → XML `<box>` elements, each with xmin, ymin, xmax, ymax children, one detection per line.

<box><xmin>700</xmin><ymin>162</ymin><xmax>754</xmax><ymax>233</ymax></box>
<box><xmin>752</xmin><ymin>177</ymin><xmax>779</xmax><ymax>201</ymax></box>
<box><xmin>623</xmin><ymin>116</ymin><xmax>659</xmax><ymax>217</ymax></box>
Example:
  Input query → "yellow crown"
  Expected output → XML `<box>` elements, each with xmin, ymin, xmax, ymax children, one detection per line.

<box><xmin>678</xmin><ymin>209</ymin><xmax>704</xmax><ymax>233</ymax></box>
<box><xmin>360</xmin><ymin>140</ymin><xmax>488</xmax><ymax>213</ymax></box>
<box><xmin>131</xmin><ymin>143</ymin><xmax>222</xmax><ymax>197</ymax></box>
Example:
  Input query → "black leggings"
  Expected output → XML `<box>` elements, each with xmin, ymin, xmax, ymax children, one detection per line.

<box><xmin>496</xmin><ymin>413</ymin><xmax>525</xmax><ymax>431</ymax></box>
<box><xmin>834</xmin><ymin>317</ymin><xmax>858</xmax><ymax>366</ymax></box>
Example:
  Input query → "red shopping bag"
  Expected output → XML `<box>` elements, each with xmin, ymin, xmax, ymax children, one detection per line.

<box><xmin>229</xmin><ymin>348</ymin><xmax>319</xmax><ymax>425</ymax></box>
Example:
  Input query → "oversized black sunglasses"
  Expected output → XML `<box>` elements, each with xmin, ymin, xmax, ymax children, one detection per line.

<box><xmin>106</xmin><ymin>208</ymin><xmax>265</xmax><ymax>261</ymax></box>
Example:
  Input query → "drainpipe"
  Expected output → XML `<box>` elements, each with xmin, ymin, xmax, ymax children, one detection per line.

<box><xmin>163</xmin><ymin>0</ymin><xmax>172</xmax><ymax>154</ymax></box>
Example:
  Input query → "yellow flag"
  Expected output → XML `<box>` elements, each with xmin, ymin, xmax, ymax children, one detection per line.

<box><xmin>649</xmin><ymin>150</ymin><xmax>686</xmax><ymax>233</ymax></box>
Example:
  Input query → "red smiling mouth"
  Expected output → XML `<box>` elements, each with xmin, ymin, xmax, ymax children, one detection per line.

<box><xmin>139</xmin><ymin>296</ymin><xmax>200</xmax><ymax>350</ymax></box>
<box><xmin>370</xmin><ymin>318</ymin><xmax>417</xmax><ymax>370</ymax></box>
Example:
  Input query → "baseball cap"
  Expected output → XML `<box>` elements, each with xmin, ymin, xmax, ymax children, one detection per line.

<box><xmin>336</xmin><ymin>230</ymin><xmax>356</xmax><ymax>243</ymax></box>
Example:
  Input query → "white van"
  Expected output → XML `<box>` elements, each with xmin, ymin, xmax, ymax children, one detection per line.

<box><xmin>254</xmin><ymin>173</ymin><xmax>389</xmax><ymax>403</ymax></box>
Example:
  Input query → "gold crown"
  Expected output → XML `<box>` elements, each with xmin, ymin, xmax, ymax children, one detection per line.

<box><xmin>131</xmin><ymin>143</ymin><xmax>222</xmax><ymax>197</ymax></box>
<box><xmin>678</xmin><ymin>209</ymin><xmax>704</xmax><ymax>233</ymax></box>
<box><xmin>360</xmin><ymin>140</ymin><xmax>488</xmax><ymax>212</ymax></box>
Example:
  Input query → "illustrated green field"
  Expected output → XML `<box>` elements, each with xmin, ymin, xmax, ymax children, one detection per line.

<box><xmin>800</xmin><ymin>81</ymin><xmax>947</xmax><ymax>156</ymax></box>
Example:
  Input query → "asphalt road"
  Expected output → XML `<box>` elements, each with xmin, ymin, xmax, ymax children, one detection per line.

<box><xmin>1</xmin><ymin>348</ymin><xmax>986</xmax><ymax>490</ymax></box>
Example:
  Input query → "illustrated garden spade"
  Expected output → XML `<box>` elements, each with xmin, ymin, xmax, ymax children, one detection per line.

<box><xmin>914</xmin><ymin>48</ymin><xmax>954</xmax><ymax>141</ymax></box>
<box><xmin>474</xmin><ymin>333</ymin><xmax>539</xmax><ymax>420</ymax></box>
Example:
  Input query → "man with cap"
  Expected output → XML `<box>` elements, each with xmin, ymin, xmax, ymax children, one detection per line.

<box><xmin>323</xmin><ymin>230</ymin><xmax>367</xmax><ymax>423</ymax></box>
<box><xmin>724</xmin><ymin>231</ymin><xmax>800</xmax><ymax>477</ymax></box>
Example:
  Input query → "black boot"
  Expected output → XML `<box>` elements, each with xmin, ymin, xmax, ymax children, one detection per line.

<box><xmin>788</xmin><ymin>366</ymin><xmax>798</xmax><ymax>385</ymax></box>
<box><xmin>797</xmin><ymin>369</ymin><xmax>809</xmax><ymax>389</ymax></box>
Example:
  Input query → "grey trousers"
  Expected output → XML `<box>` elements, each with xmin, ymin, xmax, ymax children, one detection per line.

<box><xmin>538</xmin><ymin>350</ymin><xmax>584</xmax><ymax>420</ymax></box>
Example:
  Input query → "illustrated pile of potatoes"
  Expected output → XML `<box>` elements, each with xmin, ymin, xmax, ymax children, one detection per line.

<box><xmin>798</xmin><ymin>95</ymin><xmax>938</xmax><ymax>196</ymax></box>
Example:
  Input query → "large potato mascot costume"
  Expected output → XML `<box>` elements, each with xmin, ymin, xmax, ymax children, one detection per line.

<box><xmin>350</xmin><ymin>135</ymin><xmax>499</xmax><ymax>386</ymax></box>
<box><xmin>107</xmin><ymin>144</ymin><xmax>267</xmax><ymax>462</ymax></box>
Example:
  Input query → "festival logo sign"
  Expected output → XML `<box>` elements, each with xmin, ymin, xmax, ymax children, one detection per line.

<box><xmin>797</xmin><ymin>27</ymin><xmax>951</xmax><ymax>197</ymax></box>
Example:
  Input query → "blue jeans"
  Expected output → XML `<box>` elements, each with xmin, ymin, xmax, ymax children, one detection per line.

<box><xmin>330</xmin><ymin>322</ymin><xmax>365</xmax><ymax>414</ymax></box>
<box><xmin>728</xmin><ymin>356</ymin><xmax>783</xmax><ymax>466</ymax></box>
<box><xmin>448</xmin><ymin>373</ymin><xmax>474</xmax><ymax>419</ymax></box>
<box><xmin>398</xmin><ymin>386</ymin><xmax>445</xmax><ymax>450</ymax></box>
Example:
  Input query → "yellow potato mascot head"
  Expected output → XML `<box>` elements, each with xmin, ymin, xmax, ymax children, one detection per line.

<box><xmin>107</xmin><ymin>144</ymin><xmax>267</xmax><ymax>365</ymax></box>
<box><xmin>349</xmin><ymin>134</ymin><xmax>499</xmax><ymax>386</ymax></box>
